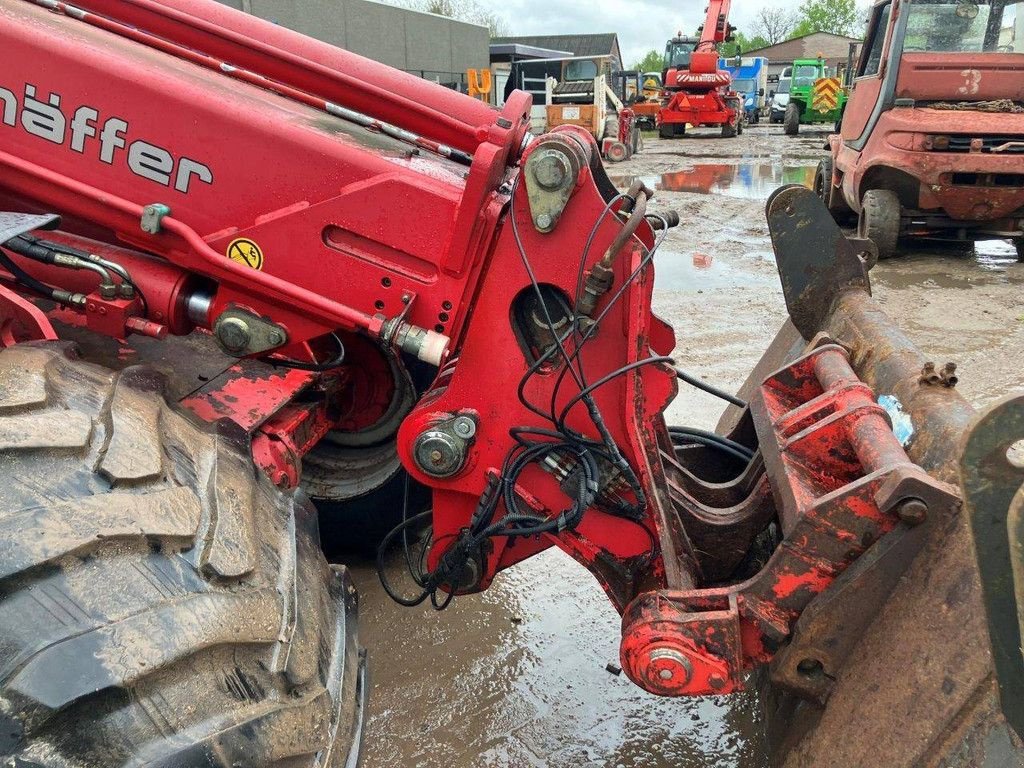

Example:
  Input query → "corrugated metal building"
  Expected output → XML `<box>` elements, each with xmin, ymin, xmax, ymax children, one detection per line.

<box><xmin>215</xmin><ymin>0</ymin><xmax>490</xmax><ymax>91</ymax></box>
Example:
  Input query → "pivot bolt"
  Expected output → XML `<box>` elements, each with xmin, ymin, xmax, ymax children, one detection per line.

<box><xmin>268</xmin><ymin>328</ymin><xmax>287</xmax><ymax>347</ymax></box>
<box><xmin>413</xmin><ymin>430</ymin><xmax>466</xmax><ymax>478</ymax></box>
<box><xmin>897</xmin><ymin>498</ymin><xmax>928</xmax><ymax>525</ymax></box>
<box><xmin>536</xmin><ymin>213</ymin><xmax>553</xmax><ymax>230</ymax></box>
<box><xmin>216</xmin><ymin>316</ymin><xmax>251</xmax><ymax>353</ymax></box>
<box><xmin>647</xmin><ymin>647</ymin><xmax>693</xmax><ymax>686</ymax></box>
<box><xmin>532</xmin><ymin>150</ymin><xmax>571</xmax><ymax>190</ymax></box>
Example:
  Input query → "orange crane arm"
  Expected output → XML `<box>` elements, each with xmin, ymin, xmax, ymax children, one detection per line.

<box><xmin>697</xmin><ymin>0</ymin><xmax>734</xmax><ymax>50</ymax></box>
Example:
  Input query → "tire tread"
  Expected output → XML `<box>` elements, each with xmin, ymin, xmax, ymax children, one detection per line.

<box><xmin>0</xmin><ymin>343</ymin><xmax>361</xmax><ymax>768</ymax></box>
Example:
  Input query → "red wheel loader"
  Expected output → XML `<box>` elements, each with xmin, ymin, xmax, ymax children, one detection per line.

<box><xmin>0</xmin><ymin>1</ymin><xmax>1019</xmax><ymax>766</ymax></box>
<box><xmin>818</xmin><ymin>0</ymin><xmax>1024</xmax><ymax>260</ymax></box>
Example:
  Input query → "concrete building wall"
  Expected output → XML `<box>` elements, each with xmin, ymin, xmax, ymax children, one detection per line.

<box><xmin>216</xmin><ymin>0</ymin><xmax>489</xmax><ymax>87</ymax></box>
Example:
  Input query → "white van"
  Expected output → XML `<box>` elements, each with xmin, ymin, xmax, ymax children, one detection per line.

<box><xmin>769</xmin><ymin>66</ymin><xmax>792</xmax><ymax>124</ymax></box>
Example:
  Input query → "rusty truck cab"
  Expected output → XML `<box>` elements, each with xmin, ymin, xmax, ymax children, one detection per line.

<box><xmin>830</xmin><ymin>0</ymin><xmax>1024</xmax><ymax>257</ymax></box>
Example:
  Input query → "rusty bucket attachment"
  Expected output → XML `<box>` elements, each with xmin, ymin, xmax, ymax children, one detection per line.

<box><xmin>961</xmin><ymin>395</ymin><xmax>1024</xmax><ymax>742</ymax></box>
<box><xmin>624</xmin><ymin>186</ymin><xmax>1020</xmax><ymax>765</ymax></box>
<box><xmin>755</xmin><ymin>187</ymin><xmax>1018</xmax><ymax>766</ymax></box>
<box><xmin>622</xmin><ymin>186</ymin><xmax>960</xmax><ymax>697</ymax></box>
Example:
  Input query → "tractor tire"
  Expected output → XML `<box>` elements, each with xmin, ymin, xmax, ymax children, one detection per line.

<box><xmin>783</xmin><ymin>103</ymin><xmax>800</xmax><ymax>136</ymax></box>
<box><xmin>0</xmin><ymin>343</ymin><xmax>365</xmax><ymax>767</ymax></box>
<box><xmin>859</xmin><ymin>189</ymin><xmax>901</xmax><ymax>260</ymax></box>
<box><xmin>721</xmin><ymin>121</ymin><xmax>737</xmax><ymax>138</ymax></box>
<box><xmin>737</xmin><ymin>119</ymin><xmax>744</xmax><ymax>135</ymax></box>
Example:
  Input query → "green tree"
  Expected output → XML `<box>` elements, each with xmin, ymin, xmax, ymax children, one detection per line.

<box><xmin>720</xmin><ymin>31</ymin><xmax>769</xmax><ymax>57</ymax></box>
<box><xmin>632</xmin><ymin>49</ymin><xmax>665</xmax><ymax>73</ymax></box>
<box><xmin>790</xmin><ymin>0</ymin><xmax>862</xmax><ymax>37</ymax></box>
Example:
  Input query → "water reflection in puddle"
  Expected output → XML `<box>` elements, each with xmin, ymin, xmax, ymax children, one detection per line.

<box><xmin>874</xmin><ymin>240</ymin><xmax>1024</xmax><ymax>290</ymax></box>
<box><xmin>974</xmin><ymin>239</ymin><xmax>1020</xmax><ymax>270</ymax></box>
<box><xmin>654</xmin><ymin>249</ymin><xmax>773</xmax><ymax>292</ymax></box>
<box><xmin>612</xmin><ymin>162</ymin><xmax>817</xmax><ymax>200</ymax></box>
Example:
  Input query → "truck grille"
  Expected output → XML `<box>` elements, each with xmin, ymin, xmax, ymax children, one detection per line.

<box><xmin>948</xmin><ymin>172</ymin><xmax>1024</xmax><ymax>187</ymax></box>
<box><xmin>945</xmin><ymin>135</ymin><xmax>1024</xmax><ymax>154</ymax></box>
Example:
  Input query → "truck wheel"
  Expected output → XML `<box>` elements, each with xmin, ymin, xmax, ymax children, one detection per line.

<box><xmin>605</xmin><ymin>141</ymin><xmax>630</xmax><ymax>162</ymax></box>
<box><xmin>721</xmin><ymin>121</ymin><xmax>737</xmax><ymax>138</ymax></box>
<box><xmin>659</xmin><ymin>123</ymin><xmax>684</xmax><ymax>139</ymax></box>
<box><xmin>814</xmin><ymin>156</ymin><xmax>834</xmax><ymax>208</ymax></box>
<box><xmin>1016</xmin><ymin>238</ymin><xmax>1024</xmax><ymax>262</ymax></box>
<box><xmin>783</xmin><ymin>103</ymin><xmax>800</xmax><ymax>136</ymax></box>
<box><xmin>859</xmin><ymin>189</ymin><xmax>901</xmax><ymax>260</ymax></box>
<box><xmin>0</xmin><ymin>343</ymin><xmax>365</xmax><ymax>767</ymax></box>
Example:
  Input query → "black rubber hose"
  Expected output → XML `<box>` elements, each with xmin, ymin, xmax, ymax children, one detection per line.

<box><xmin>0</xmin><ymin>247</ymin><xmax>62</xmax><ymax>300</ymax></box>
<box><xmin>675</xmin><ymin>368</ymin><xmax>747</xmax><ymax>408</ymax></box>
<box><xmin>668</xmin><ymin>426</ymin><xmax>754</xmax><ymax>460</ymax></box>
<box><xmin>670</xmin><ymin>433</ymin><xmax>751</xmax><ymax>463</ymax></box>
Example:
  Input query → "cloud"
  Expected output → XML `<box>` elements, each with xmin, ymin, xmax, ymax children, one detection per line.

<box><xmin>487</xmin><ymin>0</ymin><xmax>805</xmax><ymax>66</ymax></box>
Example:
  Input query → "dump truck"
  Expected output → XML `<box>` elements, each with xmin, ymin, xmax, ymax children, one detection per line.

<box><xmin>0</xmin><ymin>0</ymin><xmax>1020</xmax><ymax>766</ymax></box>
<box><xmin>783</xmin><ymin>57</ymin><xmax>847</xmax><ymax>135</ymax></box>
<box><xmin>817</xmin><ymin>0</ymin><xmax>1024</xmax><ymax>261</ymax></box>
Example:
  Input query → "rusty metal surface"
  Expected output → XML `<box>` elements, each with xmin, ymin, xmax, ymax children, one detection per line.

<box><xmin>770</xmin><ymin>517</ymin><xmax>931</xmax><ymax>704</ymax></box>
<box><xmin>765</xmin><ymin>185</ymin><xmax>871</xmax><ymax>341</ymax></box>
<box><xmin>619</xmin><ymin>342</ymin><xmax>959</xmax><ymax>699</ymax></box>
<box><xmin>960</xmin><ymin>394</ymin><xmax>1024</xmax><ymax>741</ymax></box>
<box><xmin>762</xmin><ymin>187</ymin><xmax>1023</xmax><ymax>767</ymax></box>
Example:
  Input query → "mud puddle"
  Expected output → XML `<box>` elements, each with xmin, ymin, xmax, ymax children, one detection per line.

<box><xmin>654</xmin><ymin>248</ymin><xmax>775</xmax><ymax>292</ymax></box>
<box><xmin>353</xmin><ymin>548</ymin><xmax>767</xmax><ymax>767</ymax></box>
<box><xmin>610</xmin><ymin>161</ymin><xmax>816</xmax><ymax>201</ymax></box>
<box><xmin>873</xmin><ymin>240</ymin><xmax>1024</xmax><ymax>291</ymax></box>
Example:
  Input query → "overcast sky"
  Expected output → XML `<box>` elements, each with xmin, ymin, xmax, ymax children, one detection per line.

<box><xmin>487</xmin><ymin>0</ymin><xmax>807</xmax><ymax>66</ymax></box>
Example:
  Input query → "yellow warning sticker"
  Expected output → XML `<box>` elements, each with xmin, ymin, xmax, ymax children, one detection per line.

<box><xmin>226</xmin><ymin>238</ymin><xmax>264</xmax><ymax>270</ymax></box>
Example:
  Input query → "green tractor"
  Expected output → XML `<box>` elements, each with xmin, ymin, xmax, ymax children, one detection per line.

<box><xmin>783</xmin><ymin>57</ymin><xmax>847</xmax><ymax>136</ymax></box>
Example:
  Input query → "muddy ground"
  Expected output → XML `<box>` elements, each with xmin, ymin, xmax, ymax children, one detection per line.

<box><xmin>349</xmin><ymin>124</ymin><xmax>1024</xmax><ymax>768</ymax></box>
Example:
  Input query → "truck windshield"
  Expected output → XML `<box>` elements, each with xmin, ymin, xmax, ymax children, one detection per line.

<box><xmin>905</xmin><ymin>0</ymin><xmax>1023</xmax><ymax>52</ymax></box>
<box><xmin>793</xmin><ymin>65</ymin><xmax>824</xmax><ymax>86</ymax></box>
<box><xmin>733</xmin><ymin>78</ymin><xmax>757</xmax><ymax>92</ymax></box>
<box><xmin>776</xmin><ymin>79</ymin><xmax>791</xmax><ymax>93</ymax></box>
<box><xmin>665</xmin><ymin>40</ymin><xmax>696</xmax><ymax>68</ymax></box>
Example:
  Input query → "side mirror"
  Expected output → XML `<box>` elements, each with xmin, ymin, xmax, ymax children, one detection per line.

<box><xmin>769</xmin><ymin>90</ymin><xmax>775</xmax><ymax>98</ymax></box>
<box><xmin>759</xmin><ymin>88</ymin><xmax>765</xmax><ymax>96</ymax></box>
